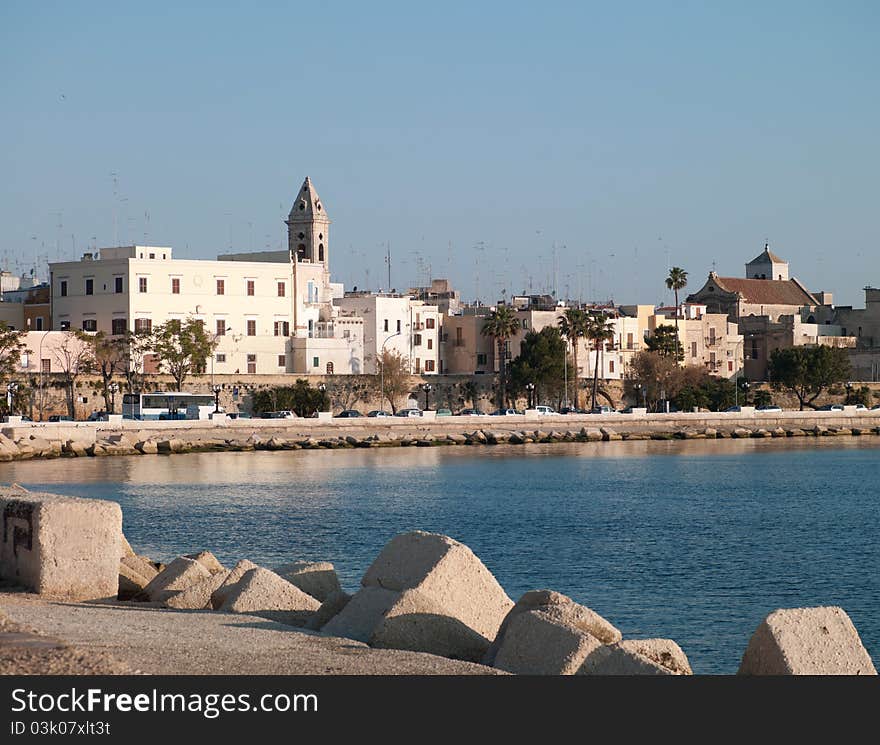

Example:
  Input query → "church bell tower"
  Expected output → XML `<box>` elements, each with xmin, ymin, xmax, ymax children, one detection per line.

<box><xmin>285</xmin><ymin>176</ymin><xmax>331</xmax><ymax>269</ymax></box>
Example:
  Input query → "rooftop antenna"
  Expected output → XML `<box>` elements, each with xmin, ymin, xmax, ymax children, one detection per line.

<box><xmin>111</xmin><ymin>172</ymin><xmax>119</xmax><ymax>246</ymax></box>
<box><xmin>384</xmin><ymin>241</ymin><xmax>391</xmax><ymax>290</ymax></box>
<box><xmin>143</xmin><ymin>211</ymin><xmax>151</xmax><ymax>244</ymax></box>
<box><xmin>474</xmin><ymin>241</ymin><xmax>486</xmax><ymax>304</ymax></box>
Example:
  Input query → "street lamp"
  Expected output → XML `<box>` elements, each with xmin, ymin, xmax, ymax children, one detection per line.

<box><xmin>740</xmin><ymin>380</ymin><xmax>750</xmax><ymax>406</ymax></box>
<box><xmin>318</xmin><ymin>382</ymin><xmax>327</xmax><ymax>413</ymax></box>
<box><xmin>212</xmin><ymin>384</ymin><xmax>222</xmax><ymax>414</ymax></box>
<box><xmin>108</xmin><ymin>381</ymin><xmax>119</xmax><ymax>414</ymax></box>
<box><xmin>525</xmin><ymin>382</ymin><xmax>535</xmax><ymax>409</ymax></box>
<box><xmin>6</xmin><ymin>381</ymin><xmax>19</xmax><ymax>416</ymax></box>
<box><xmin>420</xmin><ymin>383</ymin><xmax>433</xmax><ymax>411</ymax></box>
<box><xmin>634</xmin><ymin>382</ymin><xmax>646</xmax><ymax>409</ymax></box>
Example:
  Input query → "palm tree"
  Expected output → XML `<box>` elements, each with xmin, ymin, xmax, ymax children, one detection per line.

<box><xmin>481</xmin><ymin>305</ymin><xmax>520</xmax><ymax>408</ymax></box>
<box><xmin>584</xmin><ymin>312</ymin><xmax>616</xmax><ymax>411</ymax></box>
<box><xmin>665</xmin><ymin>266</ymin><xmax>688</xmax><ymax>346</ymax></box>
<box><xmin>558</xmin><ymin>308</ymin><xmax>588</xmax><ymax>408</ymax></box>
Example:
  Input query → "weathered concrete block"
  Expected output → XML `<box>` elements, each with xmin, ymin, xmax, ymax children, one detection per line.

<box><xmin>579</xmin><ymin>639</ymin><xmax>692</xmax><ymax>675</ymax></box>
<box><xmin>305</xmin><ymin>590</ymin><xmax>352</xmax><ymax>631</ymax></box>
<box><xmin>485</xmin><ymin>589</ymin><xmax>621</xmax><ymax>666</ymax></box>
<box><xmin>738</xmin><ymin>606</ymin><xmax>877</xmax><ymax>675</ymax></box>
<box><xmin>218</xmin><ymin>567</ymin><xmax>321</xmax><ymax>622</ymax></box>
<box><xmin>139</xmin><ymin>557</ymin><xmax>211</xmax><ymax>602</ymax></box>
<box><xmin>165</xmin><ymin>570</ymin><xmax>231</xmax><ymax>610</ymax></box>
<box><xmin>210</xmin><ymin>559</ymin><xmax>258</xmax><ymax>609</ymax></box>
<box><xmin>321</xmin><ymin>586</ymin><xmax>401</xmax><ymax>642</ymax></box>
<box><xmin>492</xmin><ymin>609</ymin><xmax>604</xmax><ymax>674</ymax></box>
<box><xmin>118</xmin><ymin>560</ymin><xmax>153</xmax><ymax>600</ymax></box>
<box><xmin>361</xmin><ymin>531</ymin><xmax>513</xmax><ymax>644</ymax></box>
<box><xmin>121</xmin><ymin>554</ymin><xmax>159</xmax><ymax>582</ymax></box>
<box><xmin>0</xmin><ymin>487</ymin><xmax>122</xmax><ymax>600</ymax></box>
<box><xmin>371</xmin><ymin>588</ymin><xmax>492</xmax><ymax>662</ymax></box>
<box><xmin>135</xmin><ymin>440</ymin><xmax>158</xmax><ymax>454</ymax></box>
<box><xmin>274</xmin><ymin>560</ymin><xmax>341</xmax><ymax>602</ymax></box>
<box><xmin>185</xmin><ymin>550</ymin><xmax>225</xmax><ymax>575</ymax></box>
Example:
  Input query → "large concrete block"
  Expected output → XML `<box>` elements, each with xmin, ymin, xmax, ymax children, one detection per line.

<box><xmin>274</xmin><ymin>560</ymin><xmax>341</xmax><ymax>602</ymax></box>
<box><xmin>184</xmin><ymin>550</ymin><xmax>225</xmax><ymax>576</ymax></box>
<box><xmin>361</xmin><ymin>531</ymin><xmax>513</xmax><ymax>643</ymax></box>
<box><xmin>305</xmin><ymin>590</ymin><xmax>352</xmax><ymax>631</ymax></box>
<box><xmin>0</xmin><ymin>487</ymin><xmax>122</xmax><ymax>600</ymax></box>
<box><xmin>165</xmin><ymin>570</ymin><xmax>231</xmax><ymax>610</ymax></box>
<box><xmin>321</xmin><ymin>586</ymin><xmax>401</xmax><ymax>642</ymax></box>
<box><xmin>485</xmin><ymin>589</ymin><xmax>621</xmax><ymax>666</ymax></box>
<box><xmin>492</xmin><ymin>609</ymin><xmax>604</xmax><ymax>674</ymax></box>
<box><xmin>738</xmin><ymin>607</ymin><xmax>877</xmax><ymax>675</ymax></box>
<box><xmin>139</xmin><ymin>557</ymin><xmax>212</xmax><ymax>603</ymax></box>
<box><xmin>210</xmin><ymin>559</ymin><xmax>258</xmax><ymax>609</ymax></box>
<box><xmin>218</xmin><ymin>567</ymin><xmax>321</xmax><ymax>622</ymax></box>
<box><xmin>579</xmin><ymin>639</ymin><xmax>692</xmax><ymax>675</ymax></box>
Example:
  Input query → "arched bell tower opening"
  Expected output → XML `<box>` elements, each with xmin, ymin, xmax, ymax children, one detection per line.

<box><xmin>285</xmin><ymin>176</ymin><xmax>331</xmax><ymax>269</ymax></box>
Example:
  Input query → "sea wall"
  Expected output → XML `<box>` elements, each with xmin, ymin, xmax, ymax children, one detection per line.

<box><xmin>2</xmin><ymin>409</ymin><xmax>880</xmax><ymax>461</ymax></box>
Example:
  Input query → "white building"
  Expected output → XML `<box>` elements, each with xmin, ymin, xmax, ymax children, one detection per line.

<box><xmin>48</xmin><ymin>177</ymin><xmax>364</xmax><ymax>376</ymax></box>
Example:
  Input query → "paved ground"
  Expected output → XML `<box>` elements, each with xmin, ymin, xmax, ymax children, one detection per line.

<box><xmin>0</xmin><ymin>592</ymin><xmax>501</xmax><ymax>675</ymax></box>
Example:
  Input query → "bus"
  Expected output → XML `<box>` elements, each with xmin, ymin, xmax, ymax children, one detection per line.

<box><xmin>122</xmin><ymin>392</ymin><xmax>217</xmax><ymax>420</ymax></box>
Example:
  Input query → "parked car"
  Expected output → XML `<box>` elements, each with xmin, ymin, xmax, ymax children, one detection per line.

<box><xmin>158</xmin><ymin>411</ymin><xmax>187</xmax><ymax>420</ymax></box>
<box><xmin>47</xmin><ymin>414</ymin><xmax>73</xmax><ymax>422</ymax></box>
<box><xmin>456</xmin><ymin>408</ymin><xmax>486</xmax><ymax>416</ymax></box>
<box><xmin>756</xmin><ymin>405</ymin><xmax>783</xmax><ymax>412</ymax></box>
<box><xmin>435</xmin><ymin>408</ymin><xmax>453</xmax><ymax>417</ymax></box>
<box><xmin>853</xmin><ymin>404</ymin><xmax>868</xmax><ymax>411</ymax></box>
<box><xmin>395</xmin><ymin>408</ymin><xmax>424</xmax><ymax>417</ymax></box>
<box><xmin>87</xmin><ymin>411</ymin><xmax>108</xmax><ymax>421</ymax></box>
<box><xmin>534</xmin><ymin>405</ymin><xmax>557</xmax><ymax>415</ymax></box>
<box><xmin>367</xmin><ymin>410</ymin><xmax>392</xmax><ymax>417</ymax></box>
<box><xmin>725</xmin><ymin>406</ymin><xmax>745</xmax><ymax>413</ymax></box>
<box><xmin>589</xmin><ymin>406</ymin><xmax>617</xmax><ymax>414</ymax></box>
<box><xmin>490</xmin><ymin>408</ymin><xmax>524</xmax><ymax>416</ymax></box>
<box><xmin>227</xmin><ymin>412</ymin><xmax>252</xmax><ymax>419</ymax></box>
<box><xmin>334</xmin><ymin>410</ymin><xmax>363</xmax><ymax>418</ymax></box>
<box><xmin>559</xmin><ymin>406</ymin><xmax>588</xmax><ymax>415</ymax></box>
<box><xmin>262</xmin><ymin>410</ymin><xmax>297</xmax><ymax>419</ymax></box>
<box><xmin>816</xmin><ymin>404</ymin><xmax>844</xmax><ymax>412</ymax></box>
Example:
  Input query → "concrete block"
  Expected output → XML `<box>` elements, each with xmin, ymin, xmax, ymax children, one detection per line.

<box><xmin>492</xmin><ymin>609</ymin><xmax>604</xmax><ymax>674</ymax></box>
<box><xmin>321</xmin><ymin>586</ymin><xmax>401</xmax><ymax>642</ymax></box>
<box><xmin>165</xmin><ymin>570</ymin><xmax>231</xmax><ymax>610</ymax></box>
<box><xmin>184</xmin><ymin>550</ymin><xmax>225</xmax><ymax>575</ymax></box>
<box><xmin>218</xmin><ymin>567</ymin><xmax>321</xmax><ymax>623</ymax></box>
<box><xmin>121</xmin><ymin>554</ymin><xmax>159</xmax><ymax>582</ymax></box>
<box><xmin>485</xmin><ymin>589</ymin><xmax>621</xmax><ymax>666</ymax></box>
<box><xmin>274</xmin><ymin>560</ymin><xmax>341</xmax><ymax>602</ymax></box>
<box><xmin>305</xmin><ymin>590</ymin><xmax>352</xmax><ymax>631</ymax></box>
<box><xmin>0</xmin><ymin>487</ymin><xmax>122</xmax><ymax>600</ymax></box>
<box><xmin>210</xmin><ymin>559</ymin><xmax>258</xmax><ymax>609</ymax></box>
<box><xmin>139</xmin><ymin>556</ymin><xmax>211</xmax><ymax>602</ymax></box>
<box><xmin>118</xmin><ymin>559</ymin><xmax>153</xmax><ymax>601</ymax></box>
<box><xmin>738</xmin><ymin>606</ymin><xmax>877</xmax><ymax>675</ymax></box>
<box><xmin>361</xmin><ymin>531</ymin><xmax>513</xmax><ymax>644</ymax></box>
<box><xmin>579</xmin><ymin>639</ymin><xmax>691</xmax><ymax>675</ymax></box>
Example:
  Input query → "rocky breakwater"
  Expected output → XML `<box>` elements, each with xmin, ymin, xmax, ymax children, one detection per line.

<box><xmin>112</xmin><ymin>528</ymin><xmax>876</xmax><ymax>676</ymax></box>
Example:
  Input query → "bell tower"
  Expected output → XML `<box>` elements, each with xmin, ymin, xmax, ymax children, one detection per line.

<box><xmin>286</xmin><ymin>176</ymin><xmax>331</xmax><ymax>269</ymax></box>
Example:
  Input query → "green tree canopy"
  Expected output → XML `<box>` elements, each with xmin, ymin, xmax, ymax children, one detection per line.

<box><xmin>768</xmin><ymin>345</ymin><xmax>851</xmax><ymax>410</ymax></box>
<box><xmin>646</xmin><ymin>324</ymin><xmax>684</xmax><ymax>361</ymax></box>
<box><xmin>152</xmin><ymin>318</ymin><xmax>217</xmax><ymax>391</ymax></box>
<box><xmin>509</xmin><ymin>326</ymin><xmax>569</xmax><ymax>405</ymax></box>
<box><xmin>251</xmin><ymin>380</ymin><xmax>329</xmax><ymax>417</ymax></box>
<box><xmin>585</xmin><ymin>313</ymin><xmax>616</xmax><ymax>410</ymax></box>
<box><xmin>481</xmin><ymin>305</ymin><xmax>520</xmax><ymax>407</ymax></box>
<box><xmin>0</xmin><ymin>323</ymin><xmax>28</xmax><ymax>380</ymax></box>
<box><xmin>558</xmin><ymin>308</ymin><xmax>588</xmax><ymax>407</ymax></box>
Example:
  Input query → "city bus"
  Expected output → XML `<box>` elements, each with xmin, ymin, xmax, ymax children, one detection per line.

<box><xmin>122</xmin><ymin>392</ymin><xmax>217</xmax><ymax>420</ymax></box>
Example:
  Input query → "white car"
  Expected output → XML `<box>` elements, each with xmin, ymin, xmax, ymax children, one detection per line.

<box><xmin>534</xmin><ymin>405</ymin><xmax>557</xmax><ymax>415</ymax></box>
<box><xmin>394</xmin><ymin>408</ymin><xmax>423</xmax><ymax>418</ymax></box>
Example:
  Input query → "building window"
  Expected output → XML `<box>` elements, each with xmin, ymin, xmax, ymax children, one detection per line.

<box><xmin>396</xmin><ymin>320</ymin><xmax>401</xmax><ymax>333</ymax></box>
<box><xmin>522</xmin><ymin>319</ymin><xmax>530</xmax><ymax>329</ymax></box>
<box><xmin>425</xmin><ymin>359</ymin><xmax>435</xmax><ymax>372</ymax></box>
<box><xmin>216</xmin><ymin>353</ymin><xmax>226</xmax><ymax>363</ymax></box>
<box><xmin>273</xmin><ymin>321</ymin><xmax>291</xmax><ymax>337</ymax></box>
<box><xmin>413</xmin><ymin>334</ymin><xmax>422</xmax><ymax>346</ymax></box>
<box><xmin>85</xmin><ymin>278</ymin><xmax>93</xmax><ymax>296</ymax></box>
<box><xmin>171</xmin><ymin>277</ymin><xmax>180</xmax><ymax>294</ymax></box>
<box><xmin>728</xmin><ymin>361</ymin><xmax>734</xmax><ymax>372</ymax></box>
<box><xmin>426</xmin><ymin>318</ymin><xmax>435</xmax><ymax>329</ymax></box>
<box><xmin>414</xmin><ymin>358</ymin><xmax>421</xmax><ymax>373</ymax></box>
<box><xmin>691</xmin><ymin>341</ymin><xmax>698</xmax><ymax>358</ymax></box>
<box><xmin>134</xmin><ymin>318</ymin><xmax>152</xmax><ymax>333</ymax></box>
<box><xmin>384</xmin><ymin>319</ymin><xmax>389</xmax><ymax>332</ymax></box>
<box><xmin>60</xmin><ymin>280</ymin><xmax>67</xmax><ymax>297</ymax></box>
<box><xmin>626</xmin><ymin>332</ymin><xmax>634</xmax><ymax>350</ymax></box>
<box><xmin>477</xmin><ymin>353</ymin><xmax>487</xmax><ymax>366</ymax></box>
<box><xmin>609</xmin><ymin>360</ymin><xmax>615</xmax><ymax>373</ymax></box>
<box><xmin>115</xmin><ymin>276</ymin><xmax>124</xmax><ymax>293</ymax></box>
<box><xmin>60</xmin><ymin>320</ymin><xmax>70</xmax><ymax>331</ymax></box>
<box><xmin>456</xmin><ymin>327</ymin><xmax>463</xmax><ymax>345</ymax></box>
<box><xmin>111</xmin><ymin>318</ymin><xmax>127</xmax><ymax>335</ymax></box>
<box><xmin>278</xmin><ymin>354</ymin><xmax>286</xmax><ymax>367</ymax></box>
<box><xmin>216</xmin><ymin>279</ymin><xmax>225</xmax><ymax>295</ymax></box>
<box><xmin>326</xmin><ymin>361</ymin><xmax>334</xmax><ymax>375</ymax></box>
<box><xmin>247</xmin><ymin>320</ymin><xmax>256</xmax><ymax>336</ymax></box>
<box><xmin>277</xmin><ymin>281</ymin><xmax>285</xmax><ymax>297</ymax></box>
<box><xmin>139</xmin><ymin>277</ymin><xmax>148</xmax><ymax>293</ymax></box>
<box><xmin>82</xmin><ymin>319</ymin><xmax>97</xmax><ymax>332</ymax></box>
<box><xmin>41</xmin><ymin>359</ymin><xmax>51</xmax><ymax>374</ymax></box>
<box><xmin>312</xmin><ymin>356</ymin><xmax>319</xmax><ymax>368</ymax></box>
<box><xmin>35</xmin><ymin>317</ymin><xmax>44</xmax><ymax>331</ymax></box>
<box><xmin>427</xmin><ymin>338</ymin><xmax>433</xmax><ymax>350</ymax></box>
<box><xmin>247</xmin><ymin>354</ymin><xmax>256</xmax><ymax>374</ymax></box>
<box><xmin>246</xmin><ymin>280</ymin><xmax>255</xmax><ymax>296</ymax></box>
<box><xmin>216</xmin><ymin>319</ymin><xmax>226</xmax><ymax>336</ymax></box>
<box><xmin>751</xmin><ymin>339</ymin><xmax>759</xmax><ymax>360</ymax></box>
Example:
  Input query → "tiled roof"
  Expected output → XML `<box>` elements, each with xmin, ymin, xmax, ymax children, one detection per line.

<box><xmin>711</xmin><ymin>277</ymin><xmax>816</xmax><ymax>306</ymax></box>
<box><xmin>747</xmin><ymin>246</ymin><xmax>785</xmax><ymax>264</ymax></box>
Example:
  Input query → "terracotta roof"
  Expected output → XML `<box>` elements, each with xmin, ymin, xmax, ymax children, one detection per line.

<box><xmin>747</xmin><ymin>245</ymin><xmax>785</xmax><ymax>264</ymax></box>
<box><xmin>710</xmin><ymin>276</ymin><xmax>817</xmax><ymax>306</ymax></box>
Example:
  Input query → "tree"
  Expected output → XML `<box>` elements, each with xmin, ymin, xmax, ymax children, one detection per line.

<box><xmin>120</xmin><ymin>330</ymin><xmax>153</xmax><ymax>393</ymax></box>
<box><xmin>481</xmin><ymin>305</ymin><xmax>520</xmax><ymax>408</ymax></box>
<box><xmin>328</xmin><ymin>378</ymin><xmax>371</xmax><ymax>412</ymax></box>
<box><xmin>509</xmin><ymin>327</ymin><xmax>569</xmax><ymax>406</ymax></box>
<box><xmin>251</xmin><ymin>380</ymin><xmax>328</xmax><ymax>417</ymax></box>
<box><xmin>768</xmin><ymin>346</ymin><xmax>851</xmax><ymax>410</ymax></box>
<box><xmin>53</xmin><ymin>332</ymin><xmax>95</xmax><ymax>418</ymax></box>
<box><xmin>0</xmin><ymin>323</ymin><xmax>27</xmax><ymax>384</ymax></box>
<box><xmin>646</xmin><ymin>324</ymin><xmax>684</xmax><ymax>362</ymax></box>
<box><xmin>665</xmin><ymin>266</ymin><xmax>688</xmax><ymax>342</ymax></box>
<box><xmin>845</xmin><ymin>385</ymin><xmax>873</xmax><ymax>408</ymax></box>
<box><xmin>752</xmin><ymin>389</ymin><xmax>773</xmax><ymax>408</ymax></box>
<box><xmin>84</xmin><ymin>332</ymin><xmax>126</xmax><ymax>412</ymax></box>
<box><xmin>375</xmin><ymin>348</ymin><xmax>410</xmax><ymax>413</ymax></box>
<box><xmin>584</xmin><ymin>313</ymin><xmax>616</xmax><ymax>411</ymax></box>
<box><xmin>152</xmin><ymin>318</ymin><xmax>217</xmax><ymax>391</ymax></box>
<box><xmin>558</xmin><ymin>308</ymin><xmax>588</xmax><ymax>408</ymax></box>
<box><xmin>461</xmin><ymin>380</ymin><xmax>478</xmax><ymax>410</ymax></box>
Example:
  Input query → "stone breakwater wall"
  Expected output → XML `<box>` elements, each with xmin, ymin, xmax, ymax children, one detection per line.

<box><xmin>2</xmin><ymin>410</ymin><xmax>880</xmax><ymax>461</ymax></box>
<box><xmin>1</xmin><ymin>487</ymin><xmax>875</xmax><ymax>676</ymax></box>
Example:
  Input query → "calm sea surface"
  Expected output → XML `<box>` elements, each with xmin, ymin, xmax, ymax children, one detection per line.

<box><xmin>3</xmin><ymin>437</ymin><xmax>878</xmax><ymax>674</ymax></box>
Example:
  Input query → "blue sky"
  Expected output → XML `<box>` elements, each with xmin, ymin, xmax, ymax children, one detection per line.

<box><xmin>2</xmin><ymin>1</ymin><xmax>878</xmax><ymax>306</ymax></box>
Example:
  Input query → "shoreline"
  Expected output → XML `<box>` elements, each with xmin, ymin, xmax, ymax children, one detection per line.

<box><xmin>2</xmin><ymin>411</ymin><xmax>880</xmax><ymax>462</ymax></box>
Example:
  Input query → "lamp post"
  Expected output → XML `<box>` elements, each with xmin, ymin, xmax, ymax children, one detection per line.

<box><xmin>525</xmin><ymin>382</ymin><xmax>535</xmax><ymax>409</ymax></box>
<box><xmin>421</xmin><ymin>383</ymin><xmax>433</xmax><ymax>411</ymax></box>
<box><xmin>212</xmin><ymin>384</ymin><xmax>222</xmax><ymax>414</ymax></box>
<box><xmin>211</xmin><ymin>327</ymin><xmax>231</xmax><ymax>388</ymax></box>
<box><xmin>634</xmin><ymin>382</ymin><xmax>646</xmax><ymax>410</ymax></box>
<box><xmin>741</xmin><ymin>380</ymin><xmax>750</xmax><ymax>407</ymax></box>
<box><xmin>6</xmin><ymin>381</ymin><xmax>18</xmax><ymax>416</ymax></box>
<box><xmin>108</xmin><ymin>381</ymin><xmax>119</xmax><ymax>414</ymax></box>
<box><xmin>379</xmin><ymin>331</ymin><xmax>401</xmax><ymax>412</ymax></box>
<box><xmin>318</xmin><ymin>382</ymin><xmax>327</xmax><ymax>414</ymax></box>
